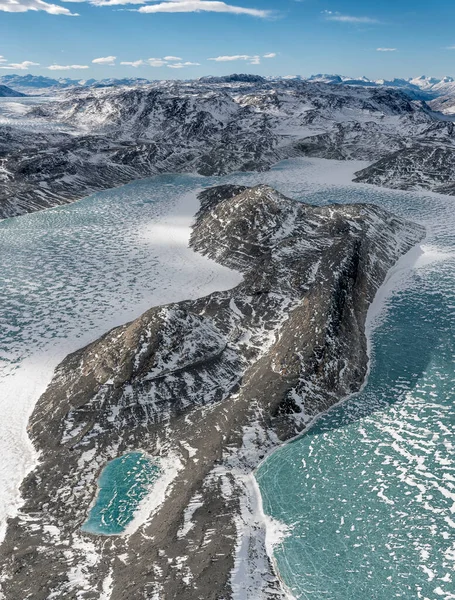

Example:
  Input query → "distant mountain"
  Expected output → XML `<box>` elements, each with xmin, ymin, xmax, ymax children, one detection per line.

<box><xmin>198</xmin><ymin>73</ymin><xmax>267</xmax><ymax>84</ymax></box>
<box><xmin>0</xmin><ymin>74</ymin><xmax>154</xmax><ymax>93</ymax></box>
<box><xmin>269</xmin><ymin>74</ymin><xmax>455</xmax><ymax>101</ymax></box>
<box><xmin>1</xmin><ymin>77</ymin><xmax>454</xmax><ymax>218</ymax></box>
<box><xmin>3</xmin><ymin>72</ymin><xmax>455</xmax><ymax>108</ymax></box>
<box><xmin>90</xmin><ymin>77</ymin><xmax>151</xmax><ymax>88</ymax></box>
<box><xmin>307</xmin><ymin>74</ymin><xmax>377</xmax><ymax>87</ymax></box>
<box><xmin>0</xmin><ymin>84</ymin><xmax>26</xmax><ymax>98</ymax></box>
<box><xmin>0</xmin><ymin>74</ymin><xmax>79</xmax><ymax>89</ymax></box>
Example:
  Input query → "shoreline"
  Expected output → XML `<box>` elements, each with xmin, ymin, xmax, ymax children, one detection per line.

<box><xmin>251</xmin><ymin>237</ymin><xmax>426</xmax><ymax>600</ymax></box>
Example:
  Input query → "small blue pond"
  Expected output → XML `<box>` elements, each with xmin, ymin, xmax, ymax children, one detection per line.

<box><xmin>82</xmin><ymin>451</ymin><xmax>160</xmax><ymax>535</ymax></box>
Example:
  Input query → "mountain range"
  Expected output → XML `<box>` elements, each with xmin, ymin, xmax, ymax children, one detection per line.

<box><xmin>0</xmin><ymin>72</ymin><xmax>445</xmax><ymax>599</ymax></box>
<box><xmin>1</xmin><ymin>77</ymin><xmax>455</xmax><ymax>219</ymax></box>
<box><xmin>3</xmin><ymin>72</ymin><xmax>455</xmax><ymax>106</ymax></box>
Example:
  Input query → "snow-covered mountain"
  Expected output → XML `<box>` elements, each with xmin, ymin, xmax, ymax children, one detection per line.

<box><xmin>2</xmin><ymin>77</ymin><xmax>454</xmax><ymax>218</ymax></box>
<box><xmin>0</xmin><ymin>84</ymin><xmax>26</xmax><ymax>98</ymax></box>
<box><xmin>0</xmin><ymin>74</ymin><xmax>81</xmax><ymax>90</ymax></box>
<box><xmin>4</xmin><ymin>71</ymin><xmax>455</xmax><ymax>101</ymax></box>
<box><xmin>0</xmin><ymin>74</ymin><xmax>154</xmax><ymax>95</ymax></box>
<box><xmin>271</xmin><ymin>73</ymin><xmax>455</xmax><ymax>104</ymax></box>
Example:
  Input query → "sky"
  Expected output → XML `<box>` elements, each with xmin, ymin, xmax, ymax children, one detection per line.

<box><xmin>1</xmin><ymin>0</ymin><xmax>455</xmax><ymax>81</ymax></box>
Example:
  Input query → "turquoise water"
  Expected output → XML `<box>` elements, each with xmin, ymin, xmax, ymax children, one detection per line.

<box><xmin>256</xmin><ymin>169</ymin><xmax>455</xmax><ymax>599</ymax></box>
<box><xmin>82</xmin><ymin>452</ymin><xmax>160</xmax><ymax>535</ymax></box>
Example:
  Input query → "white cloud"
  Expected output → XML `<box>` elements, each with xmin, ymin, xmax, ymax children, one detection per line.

<box><xmin>208</xmin><ymin>54</ymin><xmax>251</xmax><ymax>62</ymax></box>
<box><xmin>0</xmin><ymin>0</ymin><xmax>271</xmax><ymax>17</ymax></box>
<box><xmin>376</xmin><ymin>47</ymin><xmax>397</xmax><ymax>52</ymax></box>
<box><xmin>167</xmin><ymin>61</ymin><xmax>200</xmax><ymax>68</ymax></box>
<box><xmin>0</xmin><ymin>61</ymin><xmax>40</xmax><ymax>70</ymax></box>
<box><xmin>208</xmin><ymin>53</ymin><xmax>270</xmax><ymax>65</ymax></box>
<box><xmin>322</xmin><ymin>10</ymin><xmax>379</xmax><ymax>24</ymax></box>
<box><xmin>446</xmin><ymin>45</ymin><xmax>455</xmax><ymax>50</ymax></box>
<box><xmin>208</xmin><ymin>54</ymin><xmax>251</xmax><ymax>61</ymax></box>
<box><xmin>136</xmin><ymin>1</ymin><xmax>270</xmax><ymax>18</ymax></box>
<box><xmin>120</xmin><ymin>56</ymin><xmax>198</xmax><ymax>68</ymax></box>
<box><xmin>120</xmin><ymin>60</ymin><xmax>145</xmax><ymax>67</ymax></box>
<box><xmin>0</xmin><ymin>56</ymin><xmax>7</xmax><ymax>63</ymax></box>
<box><xmin>48</xmin><ymin>64</ymin><xmax>89</xmax><ymax>70</ymax></box>
<box><xmin>0</xmin><ymin>0</ymin><xmax>78</xmax><ymax>15</ymax></box>
<box><xmin>92</xmin><ymin>55</ymin><xmax>117</xmax><ymax>65</ymax></box>
<box><xmin>147</xmin><ymin>58</ymin><xmax>168</xmax><ymax>67</ymax></box>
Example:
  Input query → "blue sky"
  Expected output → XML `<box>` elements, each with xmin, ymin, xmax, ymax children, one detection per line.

<box><xmin>1</xmin><ymin>0</ymin><xmax>455</xmax><ymax>80</ymax></box>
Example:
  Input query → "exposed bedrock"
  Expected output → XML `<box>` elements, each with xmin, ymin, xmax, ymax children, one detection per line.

<box><xmin>0</xmin><ymin>185</ymin><xmax>424</xmax><ymax>599</ymax></box>
<box><xmin>354</xmin><ymin>143</ymin><xmax>455</xmax><ymax>195</ymax></box>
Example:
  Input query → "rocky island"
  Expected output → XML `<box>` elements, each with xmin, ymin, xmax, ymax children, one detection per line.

<box><xmin>0</xmin><ymin>184</ymin><xmax>424</xmax><ymax>599</ymax></box>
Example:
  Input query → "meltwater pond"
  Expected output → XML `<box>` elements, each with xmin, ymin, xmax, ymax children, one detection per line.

<box><xmin>82</xmin><ymin>452</ymin><xmax>160</xmax><ymax>536</ymax></box>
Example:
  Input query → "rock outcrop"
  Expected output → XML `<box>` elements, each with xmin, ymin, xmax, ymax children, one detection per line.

<box><xmin>0</xmin><ymin>84</ymin><xmax>26</xmax><ymax>98</ymax></box>
<box><xmin>354</xmin><ymin>144</ymin><xmax>455</xmax><ymax>195</ymax></box>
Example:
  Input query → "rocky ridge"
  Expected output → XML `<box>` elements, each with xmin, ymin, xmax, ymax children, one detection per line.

<box><xmin>0</xmin><ymin>184</ymin><xmax>424</xmax><ymax>599</ymax></box>
<box><xmin>354</xmin><ymin>143</ymin><xmax>455</xmax><ymax>194</ymax></box>
<box><xmin>0</xmin><ymin>84</ymin><xmax>26</xmax><ymax>98</ymax></box>
<box><xmin>2</xmin><ymin>77</ymin><xmax>455</xmax><ymax>219</ymax></box>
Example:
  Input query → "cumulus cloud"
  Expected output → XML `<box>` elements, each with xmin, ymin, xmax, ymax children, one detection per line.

<box><xmin>120</xmin><ymin>60</ymin><xmax>145</xmax><ymax>67</ymax></box>
<box><xmin>48</xmin><ymin>64</ymin><xmax>89</xmax><ymax>70</ymax></box>
<box><xmin>92</xmin><ymin>56</ymin><xmax>117</xmax><ymax>65</ymax></box>
<box><xmin>148</xmin><ymin>58</ymin><xmax>168</xmax><ymax>67</ymax></box>
<box><xmin>167</xmin><ymin>61</ymin><xmax>200</xmax><ymax>68</ymax></box>
<box><xmin>322</xmin><ymin>10</ymin><xmax>379</xmax><ymax>24</ymax></box>
<box><xmin>0</xmin><ymin>61</ymin><xmax>40</xmax><ymax>70</ymax></box>
<box><xmin>135</xmin><ymin>1</ymin><xmax>270</xmax><ymax>18</ymax></box>
<box><xmin>376</xmin><ymin>47</ymin><xmax>397</xmax><ymax>52</ymax></box>
<box><xmin>121</xmin><ymin>56</ymin><xmax>198</xmax><ymax>68</ymax></box>
<box><xmin>0</xmin><ymin>0</ymin><xmax>78</xmax><ymax>15</ymax></box>
<box><xmin>208</xmin><ymin>52</ymin><xmax>276</xmax><ymax>65</ymax></box>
